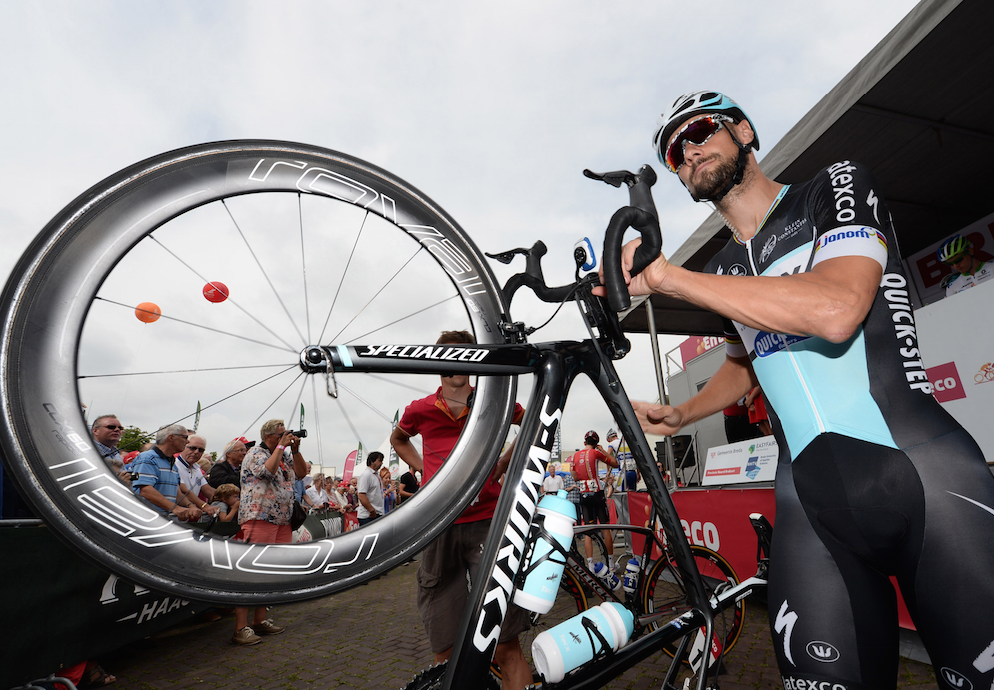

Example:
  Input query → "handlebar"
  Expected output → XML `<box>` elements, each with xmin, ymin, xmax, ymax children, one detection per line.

<box><xmin>588</xmin><ymin>165</ymin><xmax>662</xmax><ymax>312</ymax></box>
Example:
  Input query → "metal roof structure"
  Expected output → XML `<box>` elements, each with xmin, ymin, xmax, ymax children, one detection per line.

<box><xmin>621</xmin><ymin>0</ymin><xmax>994</xmax><ymax>336</ymax></box>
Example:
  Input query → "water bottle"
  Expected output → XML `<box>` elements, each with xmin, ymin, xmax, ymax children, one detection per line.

<box><xmin>513</xmin><ymin>490</ymin><xmax>577</xmax><ymax>614</ymax></box>
<box><xmin>532</xmin><ymin>602</ymin><xmax>635</xmax><ymax>683</ymax></box>
<box><xmin>592</xmin><ymin>561</ymin><xmax>622</xmax><ymax>592</ymax></box>
<box><xmin>622</xmin><ymin>558</ymin><xmax>640</xmax><ymax>594</ymax></box>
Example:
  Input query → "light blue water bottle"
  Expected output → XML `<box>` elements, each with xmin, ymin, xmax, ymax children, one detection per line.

<box><xmin>532</xmin><ymin>601</ymin><xmax>635</xmax><ymax>683</ymax></box>
<box><xmin>513</xmin><ymin>490</ymin><xmax>577</xmax><ymax>614</ymax></box>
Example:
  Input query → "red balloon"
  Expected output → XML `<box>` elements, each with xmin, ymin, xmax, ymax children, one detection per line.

<box><xmin>135</xmin><ymin>302</ymin><xmax>161</xmax><ymax>323</ymax></box>
<box><xmin>203</xmin><ymin>281</ymin><xmax>229</xmax><ymax>303</ymax></box>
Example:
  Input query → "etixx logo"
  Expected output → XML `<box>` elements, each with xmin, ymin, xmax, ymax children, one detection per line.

<box><xmin>805</xmin><ymin>641</ymin><xmax>840</xmax><ymax>662</ymax></box>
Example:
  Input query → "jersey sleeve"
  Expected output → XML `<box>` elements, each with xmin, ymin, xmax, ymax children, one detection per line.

<box><xmin>809</xmin><ymin>161</ymin><xmax>889</xmax><ymax>271</ymax></box>
<box><xmin>721</xmin><ymin>318</ymin><xmax>747</xmax><ymax>358</ymax></box>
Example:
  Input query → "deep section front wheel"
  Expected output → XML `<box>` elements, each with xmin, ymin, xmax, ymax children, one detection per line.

<box><xmin>0</xmin><ymin>141</ymin><xmax>515</xmax><ymax>604</ymax></box>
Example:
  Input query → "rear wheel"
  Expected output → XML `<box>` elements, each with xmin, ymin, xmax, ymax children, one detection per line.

<box><xmin>642</xmin><ymin>545</ymin><xmax>744</xmax><ymax>663</ymax></box>
<box><xmin>0</xmin><ymin>141</ymin><xmax>515</xmax><ymax>604</ymax></box>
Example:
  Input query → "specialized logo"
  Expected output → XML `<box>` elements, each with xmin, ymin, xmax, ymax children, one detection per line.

<box><xmin>774</xmin><ymin>600</ymin><xmax>798</xmax><ymax>666</ymax></box>
<box><xmin>880</xmin><ymin>273</ymin><xmax>931</xmax><ymax>394</ymax></box>
<box><xmin>940</xmin><ymin>668</ymin><xmax>973</xmax><ymax>690</ymax></box>
<box><xmin>473</xmin><ymin>396</ymin><xmax>561</xmax><ymax>653</ymax></box>
<box><xmin>357</xmin><ymin>344</ymin><xmax>489</xmax><ymax>362</ymax></box>
<box><xmin>781</xmin><ymin>677</ymin><xmax>847</xmax><ymax>690</ymax></box>
<box><xmin>760</xmin><ymin>234</ymin><xmax>777</xmax><ymax>263</ymax></box>
<box><xmin>753</xmin><ymin>331</ymin><xmax>810</xmax><ymax>358</ymax></box>
<box><xmin>806</xmin><ymin>641</ymin><xmax>840</xmax><ymax>662</ymax></box>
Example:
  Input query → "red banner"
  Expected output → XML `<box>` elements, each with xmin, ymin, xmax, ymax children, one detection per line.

<box><xmin>342</xmin><ymin>450</ymin><xmax>358</xmax><ymax>483</ymax></box>
<box><xmin>678</xmin><ymin>335</ymin><xmax>725</xmax><ymax>366</ymax></box>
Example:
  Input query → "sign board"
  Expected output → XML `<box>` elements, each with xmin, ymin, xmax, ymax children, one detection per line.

<box><xmin>916</xmin><ymin>278</ymin><xmax>994</xmax><ymax>460</ymax></box>
<box><xmin>678</xmin><ymin>334</ymin><xmax>725</xmax><ymax>366</ymax></box>
<box><xmin>701</xmin><ymin>437</ymin><xmax>778</xmax><ymax>486</ymax></box>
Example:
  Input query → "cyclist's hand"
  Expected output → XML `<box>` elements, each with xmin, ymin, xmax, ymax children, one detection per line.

<box><xmin>633</xmin><ymin>400</ymin><xmax>683</xmax><ymax>436</ymax></box>
<box><xmin>593</xmin><ymin>237</ymin><xmax>671</xmax><ymax>299</ymax></box>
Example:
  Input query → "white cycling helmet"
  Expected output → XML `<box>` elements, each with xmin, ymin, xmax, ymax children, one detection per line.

<box><xmin>652</xmin><ymin>90</ymin><xmax>760</xmax><ymax>160</ymax></box>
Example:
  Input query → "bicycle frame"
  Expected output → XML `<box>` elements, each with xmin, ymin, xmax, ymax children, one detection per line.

<box><xmin>313</xmin><ymin>337</ymin><xmax>716</xmax><ymax>690</ymax></box>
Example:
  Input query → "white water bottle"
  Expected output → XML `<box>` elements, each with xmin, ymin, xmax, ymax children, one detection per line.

<box><xmin>513</xmin><ymin>490</ymin><xmax>577</xmax><ymax>614</ymax></box>
<box><xmin>592</xmin><ymin>561</ymin><xmax>622</xmax><ymax>592</ymax></box>
<box><xmin>532</xmin><ymin>602</ymin><xmax>635</xmax><ymax>683</ymax></box>
<box><xmin>622</xmin><ymin>558</ymin><xmax>640</xmax><ymax>594</ymax></box>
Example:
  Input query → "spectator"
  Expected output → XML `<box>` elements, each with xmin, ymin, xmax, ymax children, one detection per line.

<box><xmin>90</xmin><ymin>414</ymin><xmax>125</xmax><ymax>474</ymax></box>
<box><xmin>209</xmin><ymin>483</ymin><xmax>240</xmax><ymax>522</ymax></box>
<box><xmin>356</xmin><ymin>452</ymin><xmax>385</xmax><ymax>525</ymax></box>
<box><xmin>542</xmin><ymin>462</ymin><xmax>565</xmax><ymax>495</ymax></box>
<box><xmin>208</xmin><ymin>438</ymin><xmax>248</xmax><ymax>488</ymax></box>
<box><xmin>561</xmin><ymin>466</ymin><xmax>581</xmax><ymax>509</ymax></box>
<box><xmin>380</xmin><ymin>466</ymin><xmax>398</xmax><ymax>513</ymax></box>
<box><xmin>131</xmin><ymin>425</ymin><xmax>201</xmax><ymax>522</ymax></box>
<box><xmin>306</xmin><ymin>473</ymin><xmax>331</xmax><ymax>510</ymax></box>
<box><xmin>398</xmin><ymin>469</ymin><xmax>419</xmax><ymax>504</ymax></box>
<box><xmin>606</xmin><ymin>429</ymin><xmax>640</xmax><ymax>492</ymax></box>
<box><xmin>232</xmin><ymin>418</ymin><xmax>306</xmax><ymax>645</ymax></box>
<box><xmin>294</xmin><ymin>461</ymin><xmax>313</xmax><ymax>506</ymax></box>
<box><xmin>389</xmin><ymin>330</ymin><xmax>531</xmax><ymax>689</ymax></box>
<box><xmin>175</xmin><ymin>434</ymin><xmax>218</xmax><ymax>516</ymax></box>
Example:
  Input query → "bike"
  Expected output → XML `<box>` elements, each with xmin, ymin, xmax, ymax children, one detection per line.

<box><xmin>0</xmin><ymin>141</ymin><xmax>770</xmax><ymax>690</ymax></box>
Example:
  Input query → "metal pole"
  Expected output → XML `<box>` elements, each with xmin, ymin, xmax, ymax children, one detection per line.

<box><xmin>644</xmin><ymin>298</ymin><xmax>677</xmax><ymax>491</ymax></box>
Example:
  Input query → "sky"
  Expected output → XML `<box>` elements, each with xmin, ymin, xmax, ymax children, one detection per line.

<box><xmin>0</xmin><ymin>1</ymin><xmax>920</xmax><ymax>473</ymax></box>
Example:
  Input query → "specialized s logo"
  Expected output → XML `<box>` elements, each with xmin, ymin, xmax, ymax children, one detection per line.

<box><xmin>806</xmin><ymin>641</ymin><xmax>840</xmax><ymax>662</ymax></box>
<box><xmin>774</xmin><ymin>600</ymin><xmax>798</xmax><ymax>666</ymax></box>
<box><xmin>940</xmin><ymin>668</ymin><xmax>973</xmax><ymax>690</ymax></box>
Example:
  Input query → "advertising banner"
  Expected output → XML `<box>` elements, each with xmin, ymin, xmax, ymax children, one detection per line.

<box><xmin>916</xmin><ymin>279</ymin><xmax>994</xmax><ymax>459</ymax></box>
<box><xmin>678</xmin><ymin>334</ymin><xmax>725</xmax><ymax>366</ymax></box>
<box><xmin>701</xmin><ymin>437</ymin><xmax>778</xmax><ymax>486</ymax></box>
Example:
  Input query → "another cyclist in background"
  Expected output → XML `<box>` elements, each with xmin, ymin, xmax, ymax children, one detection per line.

<box><xmin>606</xmin><ymin>428</ymin><xmax>639</xmax><ymax>492</ymax></box>
<box><xmin>938</xmin><ymin>234</ymin><xmax>993</xmax><ymax>297</ymax></box>
<box><xmin>571</xmin><ymin>430</ymin><xmax>620</xmax><ymax>572</ymax></box>
<box><xmin>602</xmin><ymin>90</ymin><xmax>994</xmax><ymax>690</ymax></box>
<box><xmin>389</xmin><ymin>330</ymin><xmax>531</xmax><ymax>690</ymax></box>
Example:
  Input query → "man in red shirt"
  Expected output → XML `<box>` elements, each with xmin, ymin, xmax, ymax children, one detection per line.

<box><xmin>390</xmin><ymin>330</ymin><xmax>530</xmax><ymax>690</ymax></box>
<box><xmin>571</xmin><ymin>430</ymin><xmax>620</xmax><ymax>572</ymax></box>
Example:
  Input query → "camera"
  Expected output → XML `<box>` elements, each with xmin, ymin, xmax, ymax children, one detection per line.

<box><xmin>288</xmin><ymin>429</ymin><xmax>308</xmax><ymax>439</ymax></box>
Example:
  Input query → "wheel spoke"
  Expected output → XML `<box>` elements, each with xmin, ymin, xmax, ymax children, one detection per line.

<box><xmin>79</xmin><ymin>363</ymin><xmax>293</xmax><ymax>379</ymax></box>
<box><xmin>221</xmin><ymin>199</ymin><xmax>307</xmax><ymax>346</ymax></box>
<box><xmin>316</xmin><ymin>210</ymin><xmax>369</xmax><ymax>345</ymax></box>
<box><xmin>343</xmin><ymin>294</ymin><xmax>460</xmax><ymax>345</ymax></box>
<box><xmin>165</xmin><ymin>365</ymin><xmax>300</xmax><ymax>429</ymax></box>
<box><xmin>240</xmin><ymin>370</ymin><xmax>307</xmax><ymax>438</ymax></box>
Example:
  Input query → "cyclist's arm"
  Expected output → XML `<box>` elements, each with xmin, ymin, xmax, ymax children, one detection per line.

<box><xmin>390</xmin><ymin>426</ymin><xmax>423</xmax><ymax>473</ymax></box>
<box><xmin>622</xmin><ymin>253</ymin><xmax>882</xmax><ymax>344</ymax></box>
<box><xmin>634</xmin><ymin>354</ymin><xmax>758</xmax><ymax>437</ymax></box>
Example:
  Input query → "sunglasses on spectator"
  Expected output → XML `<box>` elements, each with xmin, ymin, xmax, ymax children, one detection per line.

<box><xmin>663</xmin><ymin>113</ymin><xmax>733</xmax><ymax>173</ymax></box>
<box><xmin>100</xmin><ymin>425</ymin><xmax>125</xmax><ymax>431</ymax></box>
<box><xmin>186</xmin><ymin>445</ymin><xmax>206</xmax><ymax>453</ymax></box>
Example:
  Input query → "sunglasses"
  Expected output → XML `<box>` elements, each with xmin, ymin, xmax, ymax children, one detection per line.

<box><xmin>186</xmin><ymin>445</ymin><xmax>206</xmax><ymax>453</ymax></box>
<box><xmin>662</xmin><ymin>114</ymin><xmax>733</xmax><ymax>173</ymax></box>
<box><xmin>943</xmin><ymin>253</ymin><xmax>968</xmax><ymax>266</ymax></box>
<box><xmin>100</xmin><ymin>425</ymin><xmax>125</xmax><ymax>431</ymax></box>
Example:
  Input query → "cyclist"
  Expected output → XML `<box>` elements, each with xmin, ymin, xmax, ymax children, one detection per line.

<box><xmin>571</xmin><ymin>430</ymin><xmax>620</xmax><ymax>573</ymax></box>
<box><xmin>389</xmin><ymin>330</ymin><xmax>531</xmax><ymax>690</ymax></box>
<box><xmin>606</xmin><ymin>428</ymin><xmax>639</xmax><ymax>492</ymax></box>
<box><xmin>602</xmin><ymin>90</ymin><xmax>994</xmax><ymax>690</ymax></box>
<box><xmin>937</xmin><ymin>234</ymin><xmax>993</xmax><ymax>297</ymax></box>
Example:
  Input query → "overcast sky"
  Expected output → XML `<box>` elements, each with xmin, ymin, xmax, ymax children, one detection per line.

<box><xmin>0</xmin><ymin>1</ymin><xmax>920</xmax><ymax>469</ymax></box>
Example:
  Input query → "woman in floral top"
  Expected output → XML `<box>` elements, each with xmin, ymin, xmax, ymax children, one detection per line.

<box><xmin>232</xmin><ymin>418</ymin><xmax>307</xmax><ymax>646</ymax></box>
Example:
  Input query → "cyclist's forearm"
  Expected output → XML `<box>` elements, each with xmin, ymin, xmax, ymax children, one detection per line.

<box><xmin>679</xmin><ymin>356</ymin><xmax>757</xmax><ymax>427</ymax></box>
<box><xmin>390</xmin><ymin>429</ymin><xmax>423</xmax><ymax>472</ymax></box>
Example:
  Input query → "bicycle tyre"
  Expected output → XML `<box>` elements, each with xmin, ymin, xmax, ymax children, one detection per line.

<box><xmin>0</xmin><ymin>141</ymin><xmax>515</xmax><ymax>604</ymax></box>
<box><xmin>642</xmin><ymin>545</ymin><xmax>744</xmax><ymax>662</ymax></box>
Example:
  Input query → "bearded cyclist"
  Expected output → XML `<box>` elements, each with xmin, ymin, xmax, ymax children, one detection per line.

<box><xmin>601</xmin><ymin>91</ymin><xmax>994</xmax><ymax>690</ymax></box>
<box><xmin>937</xmin><ymin>234</ymin><xmax>993</xmax><ymax>297</ymax></box>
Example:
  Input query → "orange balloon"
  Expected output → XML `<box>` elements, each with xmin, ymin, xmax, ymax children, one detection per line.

<box><xmin>135</xmin><ymin>302</ymin><xmax>161</xmax><ymax>323</ymax></box>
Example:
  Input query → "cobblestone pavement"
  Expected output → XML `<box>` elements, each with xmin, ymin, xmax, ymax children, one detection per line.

<box><xmin>99</xmin><ymin>559</ymin><xmax>938</xmax><ymax>690</ymax></box>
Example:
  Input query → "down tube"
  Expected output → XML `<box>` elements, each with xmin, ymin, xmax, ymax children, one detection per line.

<box><xmin>591</xmin><ymin>354</ymin><xmax>711</xmax><ymax>614</ymax></box>
<box><xmin>443</xmin><ymin>347</ymin><xmax>570</xmax><ymax>690</ymax></box>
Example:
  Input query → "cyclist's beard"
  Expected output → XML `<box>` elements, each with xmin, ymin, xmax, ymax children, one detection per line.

<box><xmin>689</xmin><ymin>154</ymin><xmax>738</xmax><ymax>202</ymax></box>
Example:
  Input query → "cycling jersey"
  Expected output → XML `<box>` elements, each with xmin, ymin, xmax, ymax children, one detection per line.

<box><xmin>572</xmin><ymin>447</ymin><xmax>607</xmax><ymax>494</ymax></box>
<box><xmin>704</xmin><ymin>161</ymin><xmax>994</xmax><ymax>690</ymax></box>
<box><xmin>943</xmin><ymin>260</ymin><xmax>993</xmax><ymax>297</ymax></box>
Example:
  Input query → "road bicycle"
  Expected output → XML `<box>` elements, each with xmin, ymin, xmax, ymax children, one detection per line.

<box><xmin>0</xmin><ymin>141</ymin><xmax>770</xmax><ymax>690</ymax></box>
